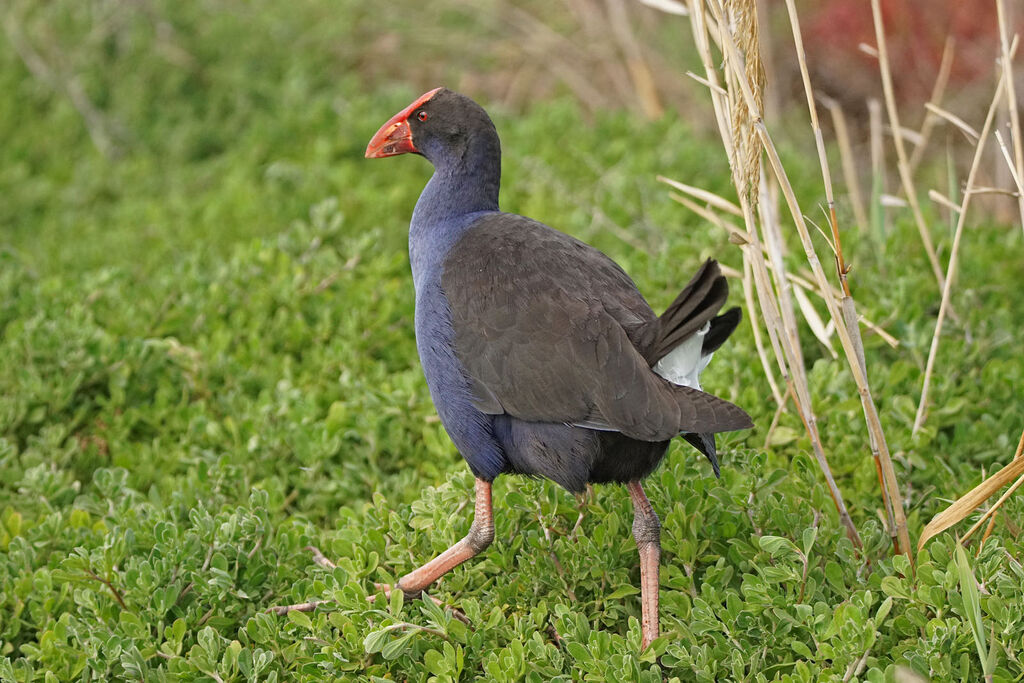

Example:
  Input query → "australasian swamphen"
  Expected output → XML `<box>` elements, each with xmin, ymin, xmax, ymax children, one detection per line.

<box><xmin>365</xmin><ymin>87</ymin><xmax>753</xmax><ymax>648</ymax></box>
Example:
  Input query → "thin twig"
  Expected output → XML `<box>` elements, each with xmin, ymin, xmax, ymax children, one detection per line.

<box><xmin>84</xmin><ymin>568</ymin><xmax>129</xmax><ymax>611</ymax></box>
<box><xmin>305</xmin><ymin>546</ymin><xmax>337</xmax><ymax>570</ymax></box>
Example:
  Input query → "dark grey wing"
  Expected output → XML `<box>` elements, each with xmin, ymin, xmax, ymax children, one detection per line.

<box><xmin>441</xmin><ymin>213</ymin><xmax>751</xmax><ymax>442</ymax></box>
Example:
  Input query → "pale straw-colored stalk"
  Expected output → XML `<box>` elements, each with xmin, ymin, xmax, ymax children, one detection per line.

<box><xmin>868</xmin><ymin>98</ymin><xmax>887</xmax><ymax>238</ymax></box>
<box><xmin>819</xmin><ymin>95</ymin><xmax>869</xmax><ymax>233</ymax></box>
<box><xmin>924</xmin><ymin>103</ymin><xmax>981</xmax><ymax>142</ymax></box>
<box><xmin>909</xmin><ymin>37</ymin><xmax>956</xmax><ymax>172</ymax></box>
<box><xmin>996</xmin><ymin>0</ymin><xmax>1024</xmax><ymax>237</ymax></box>
<box><xmin>994</xmin><ymin>130</ymin><xmax>1024</xmax><ymax>231</ymax></box>
<box><xmin>870</xmin><ymin>0</ymin><xmax>945</xmax><ymax>292</ymax></box>
<box><xmin>781</xmin><ymin>0</ymin><xmax>909</xmax><ymax>554</ymax></box>
<box><xmin>913</xmin><ymin>55</ymin><xmax>1013</xmax><ymax>435</ymax></box>
<box><xmin>707</xmin><ymin>0</ymin><xmax>914</xmax><ymax>555</ymax></box>
<box><xmin>687</xmin><ymin>0</ymin><xmax>863</xmax><ymax>548</ymax></box>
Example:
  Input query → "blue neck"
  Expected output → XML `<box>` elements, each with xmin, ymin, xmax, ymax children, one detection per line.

<box><xmin>409</xmin><ymin>132</ymin><xmax>501</xmax><ymax>290</ymax></box>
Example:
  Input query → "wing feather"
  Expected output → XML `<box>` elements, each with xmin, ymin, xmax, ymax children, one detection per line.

<box><xmin>441</xmin><ymin>214</ymin><xmax>751</xmax><ymax>441</ymax></box>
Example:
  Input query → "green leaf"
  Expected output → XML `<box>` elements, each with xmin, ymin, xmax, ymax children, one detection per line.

<box><xmin>758</xmin><ymin>535</ymin><xmax>801</xmax><ymax>559</ymax></box>
<box><xmin>880</xmin><ymin>576</ymin><xmax>910</xmax><ymax>600</ymax></box>
<box><xmin>607</xmin><ymin>585</ymin><xmax>641</xmax><ymax>600</ymax></box>
<box><xmin>364</xmin><ymin>629</ymin><xmax>389</xmax><ymax>654</ymax></box>
<box><xmin>566</xmin><ymin>642</ymin><xmax>592</xmax><ymax>663</ymax></box>
<box><xmin>801</xmin><ymin>527</ymin><xmax>817</xmax><ymax>557</ymax></box>
<box><xmin>874</xmin><ymin>596</ymin><xmax>893</xmax><ymax>626</ymax></box>
<box><xmin>287</xmin><ymin>609</ymin><xmax>313</xmax><ymax>630</ymax></box>
<box><xmin>424</xmin><ymin>648</ymin><xmax>449</xmax><ymax>675</ymax></box>
<box><xmin>955</xmin><ymin>544</ymin><xmax>991</xmax><ymax>675</ymax></box>
<box><xmin>381</xmin><ymin>631</ymin><xmax>416</xmax><ymax>660</ymax></box>
<box><xmin>389</xmin><ymin>585</ymin><xmax>404</xmax><ymax>616</ymax></box>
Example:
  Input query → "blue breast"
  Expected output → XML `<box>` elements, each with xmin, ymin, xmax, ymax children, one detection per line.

<box><xmin>410</xmin><ymin>211</ymin><xmax>508</xmax><ymax>481</ymax></box>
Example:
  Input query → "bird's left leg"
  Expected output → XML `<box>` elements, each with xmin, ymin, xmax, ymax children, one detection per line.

<box><xmin>627</xmin><ymin>480</ymin><xmax>660</xmax><ymax>649</ymax></box>
<box><xmin>376</xmin><ymin>478</ymin><xmax>494</xmax><ymax>601</ymax></box>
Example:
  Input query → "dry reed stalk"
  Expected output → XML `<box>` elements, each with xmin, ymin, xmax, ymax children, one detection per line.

<box><xmin>702</xmin><ymin>0</ymin><xmax>915</xmax><ymax>556</ymax></box>
<box><xmin>759</xmin><ymin>171</ymin><xmax>808</xmax><ymax>384</ymax></box>
<box><xmin>912</xmin><ymin>62</ymin><xmax>1012</xmax><ymax>436</ymax></box>
<box><xmin>996</xmin><ymin>0</ymin><xmax>1024</xmax><ymax>229</ymax></box>
<box><xmin>869</xmin><ymin>0</ymin><xmax>945</xmax><ymax>292</ymax></box>
<box><xmin>928</xmin><ymin>189</ymin><xmax>962</xmax><ymax>215</ymax></box>
<box><xmin>658</xmin><ymin>175</ymin><xmax>742</xmax><ymax>215</ymax></box>
<box><xmin>687</xmin><ymin>0</ymin><xmax>863</xmax><ymax>549</ymax></box>
<box><xmin>994</xmin><ymin>130</ymin><xmax>1024</xmax><ymax>231</ymax></box>
<box><xmin>743</xmin><ymin>256</ymin><xmax>786</xmax><ymax>406</ymax></box>
<box><xmin>918</xmin><ymin>429</ymin><xmax>1024</xmax><ymax>553</ymax></box>
<box><xmin>868</xmin><ymin>98</ymin><xmax>887</xmax><ymax>236</ymax></box>
<box><xmin>793</xmin><ymin>286</ymin><xmax>837</xmax><ymax>359</ymax></box>
<box><xmin>603</xmin><ymin>0</ymin><xmax>664</xmax><ymax>118</ymax></box>
<box><xmin>909</xmin><ymin>37</ymin><xmax>956</xmax><ymax>172</ymax></box>
<box><xmin>977</xmin><ymin>428</ymin><xmax>1024</xmax><ymax>552</ymax></box>
<box><xmin>923</xmin><ymin>103</ymin><xmax>981</xmax><ymax>141</ymax></box>
<box><xmin>782</xmin><ymin>0</ymin><xmax>908</xmax><ymax>555</ymax></box>
<box><xmin>662</xmin><ymin>182</ymin><xmax>900</xmax><ymax>349</ymax></box>
<box><xmin>819</xmin><ymin>95</ymin><xmax>869</xmax><ymax>233</ymax></box>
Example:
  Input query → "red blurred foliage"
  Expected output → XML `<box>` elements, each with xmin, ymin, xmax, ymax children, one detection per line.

<box><xmin>795</xmin><ymin>0</ymin><xmax>1021</xmax><ymax>111</ymax></box>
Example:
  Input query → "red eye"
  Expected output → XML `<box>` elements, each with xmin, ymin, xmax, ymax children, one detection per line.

<box><xmin>417</xmin><ymin>110</ymin><xmax>428</xmax><ymax>122</ymax></box>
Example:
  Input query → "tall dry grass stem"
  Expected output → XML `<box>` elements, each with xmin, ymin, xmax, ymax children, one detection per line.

<box><xmin>782</xmin><ymin>0</ymin><xmax>908</xmax><ymax>555</ymax></box>
<box><xmin>918</xmin><ymin>428</ymin><xmax>1024</xmax><ymax>553</ymax></box>
<box><xmin>913</xmin><ymin>52</ymin><xmax>1013</xmax><ymax>435</ymax></box>
<box><xmin>687</xmin><ymin>0</ymin><xmax>865</xmax><ymax>549</ymax></box>
<box><xmin>819</xmin><ymin>95</ymin><xmax>869</xmax><ymax>232</ymax></box>
<box><xmin>909</xmin><ymin>37</ymin><xmax>956</xmax><ymax>172</ymax></box>
<box><xmin>996</xmin><ymin>0</ymin><xmax>1024</xmax><ymax>230</ymax></box>
<box><xmin>870</xmin><ymin>0</ymin><xmax>945</xmax><ymax>292</ymax></box>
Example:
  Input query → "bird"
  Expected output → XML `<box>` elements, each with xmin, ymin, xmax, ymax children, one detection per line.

<box><xmin>364</xmin><ymin>87</ymin><xmax>752</xmax><ymax>649</ymax></box>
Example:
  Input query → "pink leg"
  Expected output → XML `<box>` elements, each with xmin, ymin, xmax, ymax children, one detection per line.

<box><xmin>394</xmin><ymin>478</ymin><xmax>494</xmax><ymax>596</ymax></box>
<box><xmin>627</xmin><ymin>481</ymin><xmax>660</xmax><ymax>649</ymax></box>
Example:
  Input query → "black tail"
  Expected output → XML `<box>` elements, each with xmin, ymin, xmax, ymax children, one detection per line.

<box><xmin>654</xmin><ymin>259</ymin><xmax>745</xmax><ymax>478</ymax></box>
<box><xmin>651</xmin><ymin>259</ymin><xmax>740</xmax><ymax>363</ymax></box>
<box><xmin>683</xmin><ymin>432</ymin><xmax>720</xmax><ymax>478</ymax></box>
<box><xmin>704</xmin><ymin>306</ymin><xmax>742</xmax><ymax>355</ymax></box>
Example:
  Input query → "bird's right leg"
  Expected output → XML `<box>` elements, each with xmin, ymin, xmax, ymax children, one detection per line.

<box><xmin>379</xmin><ymin>478</ymin><xmax>494</xmax><ymax>599</ymax></box>
<box><xmin>270</xmin><ymin>484</ymin><xmax>492</xmax><ymax>621</ymax></box>
<box><xmin>627</xmin><ymin>480</ymin><xmax>661</xmax><ymax>649</ymax></box>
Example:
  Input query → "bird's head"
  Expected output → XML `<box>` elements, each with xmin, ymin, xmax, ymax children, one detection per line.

<box><xmin>365</xmin><ymin>87</ymin><xmax>498</xmax><ymax>166</ymax></box>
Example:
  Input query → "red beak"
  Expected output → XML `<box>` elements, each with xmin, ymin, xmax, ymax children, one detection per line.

<box><xmin>365</xmin><ymin>87</ymin><xmax>443</xmax><ymax>159</ymax></box>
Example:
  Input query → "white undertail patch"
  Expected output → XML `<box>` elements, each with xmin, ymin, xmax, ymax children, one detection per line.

<box><xmin>653</xmin><ymin>321</ymin><xmax>713</xmax><ymax>390</ymax></box>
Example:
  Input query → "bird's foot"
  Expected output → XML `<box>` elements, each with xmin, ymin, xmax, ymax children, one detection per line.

<box><xmin>369</xmin><ymin>582</ymin><xmax>471</xmax><ymax>625</ymax></box>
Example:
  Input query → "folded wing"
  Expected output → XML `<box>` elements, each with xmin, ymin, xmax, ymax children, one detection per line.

<box><xmin>441</xmin><ymin>214</ymin><xmax>752</xmax><ymax>442</ymax></box>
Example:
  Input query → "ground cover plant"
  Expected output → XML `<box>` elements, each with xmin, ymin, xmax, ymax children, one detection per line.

<box><xmin>1</xmin><ymin>1</ymin><xmax>1023</xmax><ymax>681</ymax></box>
